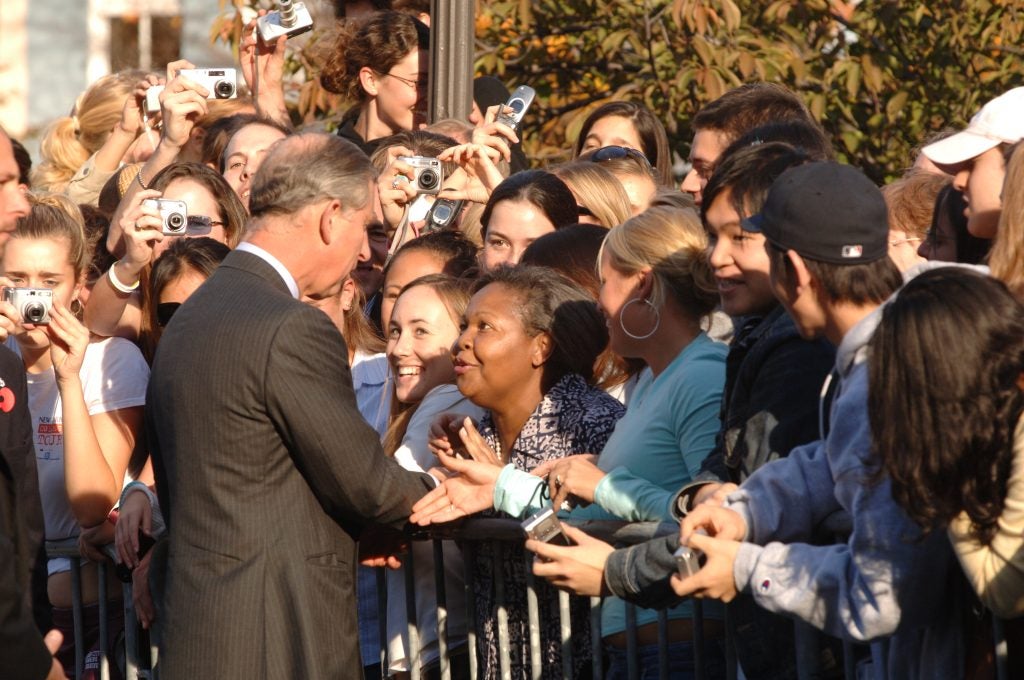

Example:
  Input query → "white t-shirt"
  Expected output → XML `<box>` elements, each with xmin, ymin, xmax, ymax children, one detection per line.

<box><xmin>7</xmin><ymin>337</ymin><xmax>150</xmax><ymax>574</ymax></box>
<box><xmin>387</xmin><ymin>383</ymin><xmax>485</xmax><ymax>672</ymax></box>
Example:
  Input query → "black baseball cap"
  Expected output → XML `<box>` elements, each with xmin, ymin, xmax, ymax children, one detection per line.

<box><xmin>743</xmin><ymin>162</ymin><xmax>888</xmax><ymax>264</ymax></box>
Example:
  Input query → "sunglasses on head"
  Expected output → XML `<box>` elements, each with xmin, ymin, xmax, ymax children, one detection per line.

<box><xmin>588</xmin><ymin>145</ymin><xmax>655</xmax><ymax>171</ymax></box>
<box><xmin>157</xmin><ymin>302</ymin><xmax>181</xmax><ymax>328</ymax></box>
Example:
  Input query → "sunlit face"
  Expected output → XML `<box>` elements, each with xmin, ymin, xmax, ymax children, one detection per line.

<box><xmin>581</xmin><ymin>115</ymin><xmax>644</xmax><ymax>156</ymax></box>
<box><xmin>373</xmin><ymin>49</ymin><xmax>428</xmax><ymax>136</ymax></box>
<box><xmin>2</xmin><ymin>237</ymin><xmax>81</xmax><ymax>349</ymax></box>
<box><xmin>310</xmin><ymin>183</ymin><xmax>375</xmax><ymax>300</ymax></box>
<box><xmin>452</xmin><ymin>283</ymin><xmax>546</xmax><ymax>411</ymax></box>
<box><xmin>480</xmin><ymin>200</ymin><xmax>556</xmax><ymax>272</ymax></box>
<box><xmin>222</xmin><ymin>123</ymin><xmax>288</xmax><ymax>208</ymax></box>
<box><xmin>944</xmin><ymin>146</ymin><xmax>1005</xmax><ymax>238</ymax></box>
<box><xmin>597</xmin><ymin>250</ymin><xmax>648</xmax><ymax>356</ymax></box>
<box><xmin>154</xmin><ymin>178</ymin><xmax>228</xmax><ymax>258</ymax></box>
<box><xmin>0</xmin><ymin>135</ymin><xmax>29</xmax><ymax>247</ymax></box>
<box><xmin>381</xmin><ymin>249</ymin><xmax>446</xmax><ymax>330</ymax></box>
<box><xmin>705</xmin><ymin>189</ymin><xmax>776</xmax><ymax>318</ymax></box>
<box><xmin>387</xmin><ymin>285</ymin><xmax>460</xmax><ymax>404</ymax></box>
<box><xmin>680</xmin><ymin>129</ymin><xmax>730</xmax><ymax>206</ymax></box>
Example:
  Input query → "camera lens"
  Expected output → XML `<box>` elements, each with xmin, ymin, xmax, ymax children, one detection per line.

<box><xmin>214</xmin><ymin>80</ymin><xmax>236</xmax><ymax>99</ymax></box>
<box><xmin>23</xmin><ymin>302</ymin><xmax>45</xmax><ymax>324</ymax></box>
<box><xmin>418</xmin><ymin>170</ymin><xmax>438</xmax><ymax>190</ymax></box>
<box><xmin>167</xmin><ymin>212</ymin><xmax>187</xmax><ymax>233</ymax></box>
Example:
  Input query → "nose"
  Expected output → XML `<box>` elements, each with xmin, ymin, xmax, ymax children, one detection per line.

<box><xmin>10</xmin><ymin>185</ymin><xmax>29</xmax><ymax>220</ymax></box>
<box><xmin>680</xmin><ymin>169</ymin><xmax>702</xmax><ymax>206</ymax></box>
<box><xmin>708</xmin><ymin>238</ymin><xmax>728</xmax><ymax>270</ymax></box>
<box><xmin>391</xmin><ymin>329</ymin><xmax>412</xmax><ymax>357</ymax></box>
<box><xmin>357</xmin><ymin>229</ymin><xmax>371</xmax><ymax>263</ymax></box>
<box><xmin>952</xmin><ymin>167</ymin><xmax>969</xmax><ymax>193</ymax></box>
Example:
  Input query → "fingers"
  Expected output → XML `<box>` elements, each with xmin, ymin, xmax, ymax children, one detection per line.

<box><xmin>558</xmin><ymin>523</ymin><xmax>591</xmax><ymax>546</ymax></box>
<box><xmin>458</xmin><ymin>418</ymin><xmax>499</xmax><ymax>465</ymax></box>
<box><xmin>43</xmin><ymin>629</ymin><xmax>64</xmax><ymax>655</ymax></box>
<box><xmin>525</xmin><ymin>537</ymin><xmax>568</xmax><ymax>562</ymax></box>
<box><xmin>410</xmin><ymin>484</ymin><xmax>449</xmax><ymax>520</ymax></box>
<box><xmin>164</xmin><ymin>59</ymin><xmax>195</xmax><ymax>83</ymax></box>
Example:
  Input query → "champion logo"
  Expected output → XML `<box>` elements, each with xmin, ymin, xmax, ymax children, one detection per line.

<box><xmin>841</xmin><ymin>245</ymin><xmax>864</xmax><ymax>258</ymax></box>
<box><xmin>759</xmin><ymin>578</ymin><xmax>771</xmax><ymax>593</ymax></box>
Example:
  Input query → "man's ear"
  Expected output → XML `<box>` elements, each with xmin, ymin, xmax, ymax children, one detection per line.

<box><xmin>359</xmin><ymin>67</ymin><xmax>379</xmax><ymax>97</ymax></box>
<box><xmin>530</xmin><ymin>332</ymin><xmax>554</xmax><ymax>368</ymax></box>
<box><xmin>319</xmin><ymin>199</ymin><xmax>342</xmax><ymax>245</ymax></box>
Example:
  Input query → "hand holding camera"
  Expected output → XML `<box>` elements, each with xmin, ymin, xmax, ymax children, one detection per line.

<box><xmin>116</xmin><ymin>190</ymin><xmax>168</xmax><ymax>281</ymax></box>
<box><xmin>526</xmin><ymin>521</ymin><xmax>615</xmax><ymax>597</ymax></box>
<box><xmin>45</xmin><ymin>299</ymin><xmax>91</xmax><ymax>387</ymax></box>
<box><xmin>156</xmin><ymin>60</ymin><xmax>211</xmax><ymax>150</ymax></box>
<box><xmin>438</xmin><ymin>143</ymin><xmax>507</xmax><ymax>205</ymax></box>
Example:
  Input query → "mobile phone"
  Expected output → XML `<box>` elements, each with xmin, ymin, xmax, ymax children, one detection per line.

<box><xmin>495</xmin><ymin>85</ymin><xmax>536</xmax><ymax>133</ymax></box>
<box><xmin>673</xmin><ymin>545</ymin><xmax>704</xmax><ymax>579</ymax></box>
<box><xmin>423</xmin><ymin>198</ymin><xmax>464</xmax><ymax>233</ymax></box>
<box><xmin>522</xmin><ymin>506</ymin><xmax>573</xmax><ymax>547</ymax></box>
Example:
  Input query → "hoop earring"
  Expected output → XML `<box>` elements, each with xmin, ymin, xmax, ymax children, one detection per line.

<box><xmin>619</xmin><ymin>298</ymin><xmax>660</xmax><ymax>341</ymax></box>
<box><xmin>70</xmin><ymin>298</ymin><xmax>84</xmax><ymax>320</ymax></box>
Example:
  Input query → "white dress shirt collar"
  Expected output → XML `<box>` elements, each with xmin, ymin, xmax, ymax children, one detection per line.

<box><xmin>236</xmin><ymin>241</ymin><xmax>300</xmax><ymax>300</ymax></box>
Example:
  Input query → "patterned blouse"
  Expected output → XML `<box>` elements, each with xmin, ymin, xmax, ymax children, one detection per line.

<box><xmin>471</xmin><ymin>373</ymin><xmax>625</xmax><ymax>680</ymax></box>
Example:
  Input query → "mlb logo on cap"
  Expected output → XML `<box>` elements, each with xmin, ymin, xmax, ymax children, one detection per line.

<box><xmin>741</xmin><ymin>162</ymin><xmax>889</xmax><ymax>265</ymax></box>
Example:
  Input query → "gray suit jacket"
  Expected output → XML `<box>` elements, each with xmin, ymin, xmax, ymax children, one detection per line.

<box><xmin>148</xmin><ymin>249</ymin><xmax>433</xmax><ymax>679</ymax></box>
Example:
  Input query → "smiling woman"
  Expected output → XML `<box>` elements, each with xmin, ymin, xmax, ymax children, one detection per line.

<box><xmin>381</xmin><ymin>273</ymin><xmax>479</xmax><ymax>676</ymax></box>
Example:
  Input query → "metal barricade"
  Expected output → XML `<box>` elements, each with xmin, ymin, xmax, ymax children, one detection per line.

<box><xmin>44</xmin><ymin>538</ymin><xmax>155</xmax><ymax>680</ymax></box>
<box><xmin>376</xmin><ymin>518</ymin><xmax>713</xmax><ymax>680</ymax></box>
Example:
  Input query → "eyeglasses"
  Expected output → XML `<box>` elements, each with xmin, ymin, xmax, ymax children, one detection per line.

<box><xmin>382</xmin><ymin>71</ymin><xmax>427</xmax><ymax>90</ymax></box>
<box><xmin>156</xmin><ymin>302</ymin><xmax>181</xmax><ymax>328</ymax></box>
<box><xmin>586</xmin><ymin>145</ymin><xmax>656</xmax><ymax>175</ymax></box>
<box><xmin>889</xmin><ymin>236</ymin><xmax>922</xmax><ymax>248</ymax></box>
<box><xmin>186</xmin><ymin>215</ymin><xmax>226</xmax><ymax>235</ymax></box>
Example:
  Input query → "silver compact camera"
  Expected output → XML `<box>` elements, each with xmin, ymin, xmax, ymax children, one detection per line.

<box><xmin>257</xmin><ymin>0</ymin><xmax>314</xmax><ymax>42</ymax></box>
<box><xmin>177</xmin><ymin>68</ymin><xmax>237</xmax><ymax>100</ymax></box>
<box><xmin>398</xmin><ymin>156</ymin><xmax>443</xmax><ymax>195</ymax></box>
<box><xmin>673</xmin><ymin>546</ymin><xmax>704</xmax><ymax>579</ymax></box>
<box><xmin>143</xmin><ymin>198</ymin><xmax>188</xmax><ymax>235</ymax></box>
<box><xmin>521</xmin><ymin>506</ymin><xmax>573</xmax><ymax>548</ymax></box>
<box><xmin>3</xmin><ymin>288</ymin><xmax>53</xmax><ymax>325</ymax></box>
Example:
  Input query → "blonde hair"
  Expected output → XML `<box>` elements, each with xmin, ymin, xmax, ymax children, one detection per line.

<box><xmin>552</xmin><ymin>161</ymin><xmax>632</xmax><ymax>228</ymax></box>
<box><xmin>32</xmin><ymin>71</ymin><xmax>148</xmax><ymax>193</ymax></box>
<box><xmin>600</xmin><ymin>206</ymin><xmax>718</xmax><ymax>320</ymax></box>
<box><xmin>989</xmin><ymin>144</ymin><xmax>1024</xmax><ymax>298</ymax></box>
<box><xmin>15</xmin><ymin>193</ymin><xmax>90</xmax><ymax>281</ymax></box>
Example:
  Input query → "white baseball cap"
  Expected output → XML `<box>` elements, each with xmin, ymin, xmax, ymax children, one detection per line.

<box><xmin>923</xmin><ymin>86</ymin><xmax>1024</xmax><ymax>167</ymax></box>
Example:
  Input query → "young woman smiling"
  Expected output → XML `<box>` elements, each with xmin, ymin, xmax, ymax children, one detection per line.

<box><xmin>382</xmin><ymin>274</ymin><xmax>479</xmax><ymax>678</ymax></box>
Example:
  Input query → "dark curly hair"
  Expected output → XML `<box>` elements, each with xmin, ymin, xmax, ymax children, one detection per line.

<box><xmin>869</xmin><ymin>267</ymin><xmax>1024</xmax><ymax>545</ymax></box>
<box><xmin>318</xmin><ymin>11</ymin><xmax>429</xmax><ymax>103</ymax></box>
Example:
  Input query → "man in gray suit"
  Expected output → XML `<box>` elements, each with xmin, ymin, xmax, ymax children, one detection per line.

<box><xmin>147</xmin><ymin>133</ymin><xmax>435</xmax><ymax>679</ymax></box>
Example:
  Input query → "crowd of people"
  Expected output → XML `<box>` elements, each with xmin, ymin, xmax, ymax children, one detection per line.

<box><xmin>2</xmin><ymin>3</ymin><xmax>1024</xmax><ymax>680</ymax></box>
